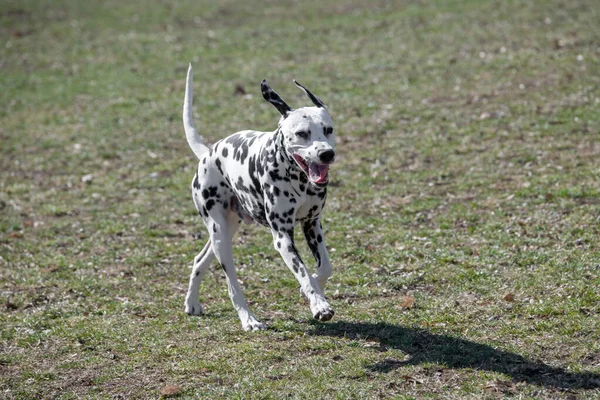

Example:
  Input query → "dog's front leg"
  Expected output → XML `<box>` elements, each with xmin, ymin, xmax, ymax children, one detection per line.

<box><xmin>302</xmin><ymin>219</ymin><xmax>332</xmax><ymax>292</ymax></box>
<box><xmin>270</xmin><ymin>227</ymin><xmax>334</xmax><ymax>322</ymax></box>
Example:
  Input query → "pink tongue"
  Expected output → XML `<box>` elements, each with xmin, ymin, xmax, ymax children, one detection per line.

<box><xmin>308</xmin><ymin>163</ymin><xmax>329</xmax><ymax>183</ymax></box>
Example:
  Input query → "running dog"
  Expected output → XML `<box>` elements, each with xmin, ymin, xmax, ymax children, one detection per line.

<box><xmin>182</xmin><ymin>65</ymin><xmax>336</xmax><ymax>331</ymax></box>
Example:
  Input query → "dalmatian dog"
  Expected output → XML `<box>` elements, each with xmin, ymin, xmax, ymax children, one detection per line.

<box><xmin>182</xmin><ymin>64</ymin><xmax>336</xmax><ymax>331</ymax></box>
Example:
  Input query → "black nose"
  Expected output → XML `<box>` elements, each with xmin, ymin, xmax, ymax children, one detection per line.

<box><xmin>318</xmin><ymin>150</ymin><xmax>335</xmax><ymax>164</ymax></box>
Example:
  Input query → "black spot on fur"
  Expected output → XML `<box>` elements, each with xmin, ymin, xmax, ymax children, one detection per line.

<box><xmin>269</xmin><ymin>169</ymin><xmax>283</xmax><ymax>182</ymax></box>
<box><xmin>266</xmin><ymin>191</ymin><xmax>275</xmax><ymax>205</ymax></box>
<box><xmin>192</xmin><ymin>174</ymin><xmax>201</xmax><ymax>190</ymax></box>
<box><xmin>206</xmin><ymin>199</ymin><xmax>215</xmax><ymax>211</ymax></box>
<box><xmin>303</xmin><ymin>221</ymin><xmax>323</xmax><ymax>267</ymax></box>
<box><xmin>249</xmin><ymin>161</ymin><xmax>263</xmax><ymax>197</ymax></box>
<box><xmin>291</xmin><ymin>256</ymin><xmax>300</xmax><ymax>273</ymax></box>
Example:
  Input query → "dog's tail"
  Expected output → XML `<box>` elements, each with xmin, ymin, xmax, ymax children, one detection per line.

<box><xmin>183</xmin><ymin>64</ymin><xmax>209</xmax><ymax>159</ymax></box>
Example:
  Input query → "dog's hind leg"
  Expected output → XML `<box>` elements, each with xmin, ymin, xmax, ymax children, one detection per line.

<box><xmin>185</xmin><ymin>240</ymin><xmax>214</xmax><ymax>316</ymax></box>
<box><xmin>210</xmin><ymin>213</ymin><xmax>266</xmax><ymax>331</ymax></box>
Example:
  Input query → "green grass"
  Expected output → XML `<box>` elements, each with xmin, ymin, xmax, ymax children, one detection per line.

<box><xmin>1</xmin><ymin>0</ymin><xmax>600</xmax><ymax>398</ymax></box>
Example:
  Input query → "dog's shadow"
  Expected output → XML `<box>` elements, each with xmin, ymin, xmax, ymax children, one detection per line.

<box><xmin>309</xmin><ymin>321</ymin><xmax>600</xmax><ymax>390</ymax></box>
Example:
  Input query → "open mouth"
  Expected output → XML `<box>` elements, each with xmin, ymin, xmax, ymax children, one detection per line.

<box><xmin>293</xmin><ymin>154</ymin><xmax>330</xmax><ymax>185</ymax></box>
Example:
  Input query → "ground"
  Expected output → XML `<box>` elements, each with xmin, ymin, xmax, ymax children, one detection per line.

<box><xmin>1</xmin><ymin>0</ymin><xmax>599</xmax><ymax>398</ymax></box>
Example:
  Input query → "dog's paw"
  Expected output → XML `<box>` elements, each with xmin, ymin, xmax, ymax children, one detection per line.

<box><xmin>313</xmin><ymin>306</ymin><xmax>335</xmax><ymax>322</ymax></box>
<box><xmin>185</xmin><ymin>300</ymin><xmax>204</xmax><ymax>316</ymax></box>
<box><xmin>311</xmin><ymin>296</ymin><xmax>334</xmax><ymax>322</ymax></box>
<box><xmin>242</xmin><ymin>318</ymin><xmax>267</xmax><ymax>331</ymax></box>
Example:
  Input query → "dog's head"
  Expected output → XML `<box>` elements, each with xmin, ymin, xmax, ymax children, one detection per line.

<box><xmin>261</xmin><ymin>80</ymin><xmax>335</xmax><ymax>187</ymax></box>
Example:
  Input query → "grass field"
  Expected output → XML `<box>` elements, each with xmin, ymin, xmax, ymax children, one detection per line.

<box><xmin>1</xmin><ymin>0</ymin><xmax>600</xmax><ymax>398</ymax></box>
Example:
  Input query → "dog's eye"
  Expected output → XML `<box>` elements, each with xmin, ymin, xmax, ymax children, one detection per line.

<box><xmin>296</xmin><ymin>131</ymin><xmax>310</xmax><ymax>139</ymax></box>
<box><xmin>324</xmin><ymin>127</ymin><xmax>333</xmax><ymax>135</ymax></box>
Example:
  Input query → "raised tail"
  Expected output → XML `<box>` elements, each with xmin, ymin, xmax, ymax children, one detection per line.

<box><xmin>183</xmin><ymin>64</ymin><xmax>209</xmax><ymax>159</ymax></box>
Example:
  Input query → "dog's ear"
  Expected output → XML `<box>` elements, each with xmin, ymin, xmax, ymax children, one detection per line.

<box><xmin>261</xmin><ymin>80</ymin><xmax>293</xmax><ymax>116</ymax></box>
<box><xmin>293</xmin><ymin>80</ymin><xmax>327</xmax><ymax>109</ymax></box>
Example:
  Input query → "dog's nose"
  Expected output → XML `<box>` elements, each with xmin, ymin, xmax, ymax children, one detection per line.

<box><xmin>318</xmin><ymin>150</ymin><xmax>335</xmax><ymax>164</ymax></box>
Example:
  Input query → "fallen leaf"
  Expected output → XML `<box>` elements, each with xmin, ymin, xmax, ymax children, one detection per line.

<box><xmin>160</xmin><ymin>384</ymin><xmax>181</xmax><ymax>397</ymax></box>
<box><xmin>400</xmin><ymin>295</ymin><xmax>415</xmax><ymax>309</ymax></box>
<box><xmin>44</xmin><ymin>265</ymin><xmax>59</xmax><ymax>273</ymax></box>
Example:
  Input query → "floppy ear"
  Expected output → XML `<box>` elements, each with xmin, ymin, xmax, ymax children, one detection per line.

<box><xmin>293</xmin><ymin>80</ymin><xmax>327</xmax><ymax>109</ymax></box>
<box><xmin>261</xmin><ymin>80</ymin><xmax>293</xmax><ymax>116</ymax></box>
